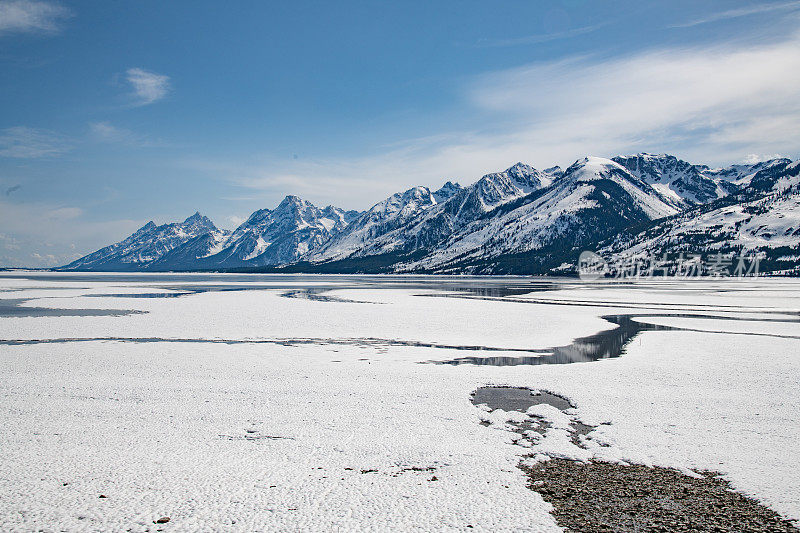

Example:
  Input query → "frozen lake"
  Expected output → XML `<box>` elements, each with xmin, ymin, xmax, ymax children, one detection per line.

<box><xmin>1</xmin><ymin>272</ymin><xmax>799</xmax><ymax>531</ymax></box>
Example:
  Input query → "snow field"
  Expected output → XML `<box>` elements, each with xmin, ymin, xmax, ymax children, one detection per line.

<box><xmin>0</xmin><ymin>274</ymin><xmax>798</xmax><ymax>530</ymax></box>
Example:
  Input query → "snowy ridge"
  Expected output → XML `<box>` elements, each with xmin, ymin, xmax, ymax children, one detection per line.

<box><xmin>396</xmin><ymin>156</ymin><xmax>674</xmax><ymax>273</ymax></box>
<box><xmin>308</xmin><ymin>163</ymin><xmax>560</xmax><ymax>263</ymax></box>
<box><xmin>564</xmin><ymin>156</ymin><xmax>678</xmax><ymax>218</ymax></box>
<box><xmin>185</xmin><ymin>196</ymin><xmax>359</xmax><ymax>268</ymax></box>
<box><xmin>704</xmin><ymin>158</ymin><xmax>792</xmax><ymax>187</ymax></box>
<box><xmin>61</xmin><ymin>153</ymin><xmax>797</xmax><ymax>274</ymax></box>
<box><xmin>598</xmin><ymin>158</ymin><xmax>800</xmax><ymax>274</ymax></box>
<box><xmin>63</xmin><ymin>212</ymin><xmax>220</xmax><ymax>271</ymax></box>
<box><xmin>307</xmin><ymin>186</ymin><xmax>440</xmax><ymax>262</ymax></box>
<box><xmin>612</xmin><ymin>153</ymin><xmax>726</xmax><ymax>207</ymax></box>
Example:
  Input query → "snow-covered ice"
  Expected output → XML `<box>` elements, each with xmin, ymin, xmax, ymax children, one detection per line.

<box><xmin>0</xmin><ymin>273</ymin><xmax>798</xmax><ymax>531</ymax></box>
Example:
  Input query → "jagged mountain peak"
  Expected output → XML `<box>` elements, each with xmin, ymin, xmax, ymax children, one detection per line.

<box><xmin>473</xmin><ymin>162</ymin><xmax>553</xmax><ymax>202</ymax></box>
<box><xmin>705</xmin><ymin>157</ymin><xmax>793</xmax><ymax>187</ymax></box>
<box><xmin>181</xmin><ymin>211</ymin><xmax>217</xmax><ymax>232</ymax></box>
<box><xmin>560</xmin><ymin>156</ymin><xmax>680</xmax><ymax>219</ymax></box>
<box><xmin>403</xmin><ymin>185</ymin><xmax>434</xmax><ymax>198</ymax></box>
<box><xmin>505</xmin><ymin>161</ymin><xmax>535</xmax><ymax>174</ymax></box>
<box><xmin>432</xmin><ymin>181</ymin><xmax>462</xmax><ymax>203</ymax></box>
<box><xmin>183</xmin><ymin>211</ymin><xmax>203</xmax><ymax>223</ymax></box>
<box><xmin>273</xmin><ymin>195</ymin><xmax>318</xmax><ymax>218</ymax></box>
<box><xmin>565</xmin><ymin>156</ymin><xmax>625</xmax><ymax>178</ymax></box>
<box><xmin>371</xmin><ymin>186</ymin><xmax>435</xmax><ymax>215</ymax></box>
<box><xmin>277</xmin><ymin>194</ymin><xmax>306</xmax><ymax>207</ymax></box>
<box><xmin>613</xmin><ymin>153</ymin><xmax>695</xmax><ymax>174</ymax></box>
<box><xmin>321</xmin><ymin>205</ymin><xmax>360</xmax><ymax>223</ymax></box>
<box><xmin>543</xmin><ymin>166</ymin><xmax>563</xmax><ymax>179</ymax></box>
<box><xmin>172</xmin><ymin>195</ymin><xmax>361</xmax><ymax>268</ymax></box>
<box><xmin>135</xmin><ymin>221</ymin><xmax>157</xmax><ymax>234</ymax></box>
<box><xmin>63</xmin><ymin>213</ymin><xmax>222</xmax><ymax>271</ymax></box>
<box><xmin>631</xmin><ymin>152</ymin><xmax>679</xmax><ymax>160</ymax></box>
<box><xmin>610</xmin><ymin>154</ymin><xmax>732</xmax><ymax>207</ymax></box>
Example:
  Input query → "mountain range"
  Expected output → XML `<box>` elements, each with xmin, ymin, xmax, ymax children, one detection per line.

<box><xmin>61</xmin><ymin>153</ymin><xmax>800</xmax><ymax>276</ymax></box>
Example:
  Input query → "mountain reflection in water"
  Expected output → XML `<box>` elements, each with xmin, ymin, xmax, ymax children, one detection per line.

<box><xmin>432</xmin><ymin>315</ymin><xmax>674</xmax><ymax>366</ymax></box>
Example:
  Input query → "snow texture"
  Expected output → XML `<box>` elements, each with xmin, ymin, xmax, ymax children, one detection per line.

<box><xmin>0</xmin><ymin>273</ymin><xmax>798</xmax><ymax>531</ymax></box>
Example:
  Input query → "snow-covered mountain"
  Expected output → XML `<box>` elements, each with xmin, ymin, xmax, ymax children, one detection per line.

<box><xmin>394</xmin><ymin>156</ymin><xmax>679</xmax><ymax>273</ymax></box>
<box><xmin>62</xmin><ymin>212</ymin><xmax>221</xmax><ymax>271</ymax></box>
<box><xmin>306</xmin><ymin>185</ymin><xmax>441</xmax><ymax>263</ymax></box>
<box><xmin>61</xmin><ymin>153</ymin><xmax>797</xmax><ymax>275</ymax></box>
<box><xmin>432</xmin><ymin>181</ymin><xmax>462</xmax><ymax>203</ymax></box>
<box><xmin>611</xmin><ymin>153</ymin><xmax>727</xmax><ymax>207</ymax></box>
<box><xmin>157</xmin><ymin>196</ymin><xmax>358</xmax><ymax>269</ymax></box>
<box><xmin>610</xmin><ymin>153</ymin><xmax>794</xmax><ymax>210</ymax></box>
<box><xmin>703</xmin><ymin>158</ymin><xmax>792</xmax><ymax>187</ymax></box>
<box><xmin>307</xmin><ymin>163</ymin><xmax>561</xmax><ymax>263</ymax></box>
<box><xmin>596</xmin><ymin>158</ymin><xmax>800</xmax><ymax>275</ymax></box>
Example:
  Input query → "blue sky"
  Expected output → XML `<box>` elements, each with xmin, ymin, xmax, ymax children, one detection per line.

<box><xmin>1</xmin><ymin>0</ymin><xmax>799</xmax><ymax>267</ymax></box>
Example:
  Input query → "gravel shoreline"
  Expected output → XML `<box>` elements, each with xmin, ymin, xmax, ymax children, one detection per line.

<box><xmin>523</xmin><ymin>459</ymin><xmax>799</xmax><ymax>533</ymax></box>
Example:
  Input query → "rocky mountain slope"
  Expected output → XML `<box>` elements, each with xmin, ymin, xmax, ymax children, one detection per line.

<box><xmin>62</xmin><ymin>212</ymin><xmax>222</xmax><ymax>271</ymax></box>
<box><xmin>307</xmin><ymin>163</ymin><xmax>561</xmax><ymax>263</ymax></box>
<box><xmin>181</xmin><ymin>195</ymin><xmax>358</xmax><ymax>269</ymax></box>
<box><xmin>596</xmin><ymin>159</ymin><xmax>800</xmax><ymax>275</ymax></box>
<box><xmin>61</xmin><ymin>153</ymin><xmax>798</xmax><ymax>275</ymax></box>
<box><xmin>394</xmin><ymin>156</ymin><xmax>678</xmax><ymax>274</ymax></box>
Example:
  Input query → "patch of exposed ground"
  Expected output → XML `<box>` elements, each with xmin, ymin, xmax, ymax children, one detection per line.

<box><xmin>472</xmin><ymin>386</ymin><xmax>798</xmax><ymax>532</ymax></box>
<box><xmin>522</xmin><ymin>459</ymin><xmax>799</xmax><ymax>533</ymax></box>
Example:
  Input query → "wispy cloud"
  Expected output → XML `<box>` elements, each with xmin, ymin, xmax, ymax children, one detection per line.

<box><xmin>0</xmin><ymin>0</ymin><xmax>71</xmax><ymax>35</ymax></box>
<box><xmin>0</xmin><ymin>126</ymin><xmax>71</xmax><ymax>158</ymax></box>
<box><xmin>0</xmin><ymin>198</ymin><xmax>141</xmax><ymax>267</ymax></box>
<box><xmin>460</xmin><ymin>29</ymin><xmax>800</xmax><ymax>169</ymax></box>
<box><xmin>225</xmin><ymin>215</ymin><xmax>246</xmax><ymax>229</ymax></box>
<box><xmin>125</xmin><ymin>67</ymin><xmax>170</xmax><ymax>105</ymax></box>
<box><xmin>90</xmin><ymin>121</ymin><xmax>129</xmax><ymax>141</ymax></box>
<box><xmin>742</xmin><ymin>153</ymin><xmax>785</xmax><ymax>164</ymax></box>
<box><xmin>0</xmin><ymin>233</ymin><xmax>21</xmax><ymax>251</ymax></box>
<box><xmin>89</xmin><ymin>121</ymin><xmax>159</xmax><ymax>146</ymax></box>
<box><xmin>212</xmin><ymin>29</ymin><xmax>800</xmax><ymax>210</ymax></box>
<box><xmin>672</xmin><ymin>1</ymin><xmax>800</xmax><ymax>28</ymax></box>
<box><xmin>476</xmin><ymin>23</ymin><xmax>607</xmax><ymax>48</ymax></box>
<box><xmin>46</xmin><ymin>206</ymin><xmax>82</xmax><ymax>220</ymax></box>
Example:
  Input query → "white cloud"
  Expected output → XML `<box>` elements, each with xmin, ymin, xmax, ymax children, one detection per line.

<box><xmin>462</xmin><ymin>32</ymin><xmax>800</xmax><ymax>165</ymax></box>
<box><xmin>226</xmin><ymin>215</ymin><xmax>246</xmax><ymax>228</ymax></box>
<box><xmin>0</xmin><ymin>0</ymin><xmax>70</xmax><ymax>35</ymax></box>
<box><xmin>190</xmin><ymin>29</ymin><xmax>800</xmax><ymax>213</ymax></box>
<box><xmin>30</xmin><ymin>252</ymin><xmax>58</xmax><ymax>266</ymax></box>
<box><xmin>0</xmin><ymin>198</ymin><xmax>141</xmax><ymax>267</ymax></box>
<box><xmin>0</xmin><ymin>233</ymin><xmax>21</xmax><ymax>251</ymax></box>
<box><xmin>125</xmin><ymin>67</ymin><xmax>170</xmax><ymax>105</ymax></box>
<box><xmin>88</xmin><ymin>121</ymin><xmax>148</xmax><ymax>146</ymax></box>
<box><xmin>672</xmin><ymin>1</ymin><xmax>800</xmax><ymax>28</ymax></box>
<box><xmin>46</xmin><ymin>206</ymin><xmax>83</xmax><ymax>220</ymax></box>
<box><xmin>0</xmin><ymin>126</ymin><xmax>71</xmax><ymax>158</ymax></box>
<box><xmin>88</xmin><ymin>121</ymin><xmax>167</xmax><ymax>148</ymax></box>
<box><xmin>743</xmin><ymin>153</ymin><xmax>785</xmax><ymax>164</ymax></box>
<box><xmin>89</xmin><ymin>121</ymin><xmax>128</xmax><ymax>140</ymax></box>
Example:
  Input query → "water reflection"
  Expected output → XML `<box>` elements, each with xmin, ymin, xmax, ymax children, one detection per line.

<box><xmin>471</xmin><ymin>386</ymin><xmax>574</xmax><ymax>411</ymax></box>
<box><xmin>431</xmin><ymin>315</ymin><xmax>672</xmax><ymax>366</ymax></box>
